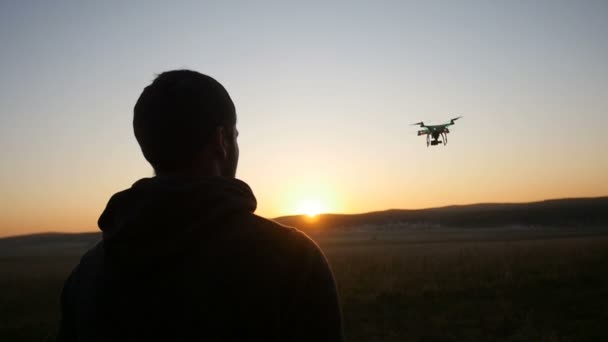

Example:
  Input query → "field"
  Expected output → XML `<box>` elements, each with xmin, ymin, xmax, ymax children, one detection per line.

<box><xmin>2</xmin><ymin>227</ymin><xmax>608</xmax><ymax>341</ymax></box>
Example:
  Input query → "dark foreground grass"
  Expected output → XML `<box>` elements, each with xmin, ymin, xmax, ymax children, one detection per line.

<box><xmin>324</xmin><ymin>235</ymin><xmax>608</xmax><ymax>342</ymax></box>
<box><xmin>0</xmin><ymin>256</ymin><xmax>79</xmax><ymax>341</ymax></box>
<box><xmin>1</xmin><ymin>232</ymin><xmax>608</xmax><ymax>341</ymax></box>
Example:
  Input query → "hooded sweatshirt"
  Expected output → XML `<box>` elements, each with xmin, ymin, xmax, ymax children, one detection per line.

<box><xmin>57</xmin><ymin>177</ymin><xmax>343</xmax><ymax>342</ymax></box>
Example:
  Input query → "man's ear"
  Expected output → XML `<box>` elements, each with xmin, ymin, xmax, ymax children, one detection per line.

<box><xmin>214</xmin><ymin>126</ymin><xmax>229</xmax><ymax>160</ymax></box>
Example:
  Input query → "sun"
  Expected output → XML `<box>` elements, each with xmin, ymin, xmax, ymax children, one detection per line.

<box><xmin>297</xmin><ymin>199</ymin><xmax>325</xmax><ymax>218</ymax></box>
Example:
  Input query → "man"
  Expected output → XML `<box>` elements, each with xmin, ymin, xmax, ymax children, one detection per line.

<box><xmin>57</xmin><ymin>70</ymin><xmax>343</xmax><ymax>341</ymax></box>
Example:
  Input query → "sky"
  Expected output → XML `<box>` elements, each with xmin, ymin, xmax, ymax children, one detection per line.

<box><xmin>1</xmin><ymin>1</ymin><xmax>607</xmax><ymax>237</ymax></box>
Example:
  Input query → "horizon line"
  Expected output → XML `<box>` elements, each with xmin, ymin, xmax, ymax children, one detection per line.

<box><xmin>2</xmin><ymin>195</ymin><xmax>606</xmax><ymax>240</ymax></box>
<box><xmin>275</xmin><ymin>195</ymin><xmax>608</xmax><ymax>219</ymax></box>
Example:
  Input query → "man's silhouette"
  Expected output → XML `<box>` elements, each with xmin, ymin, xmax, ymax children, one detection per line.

<box><xmin>57</xmin><ymin>70</ymin><xmax>343</xmax><ymax>341</ymax></box>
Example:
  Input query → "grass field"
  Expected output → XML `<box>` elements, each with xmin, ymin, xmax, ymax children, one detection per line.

<box><xmin>1</xmin><ymin>228</ymin><xmax>608</xmax><ymax>341</ymax></box>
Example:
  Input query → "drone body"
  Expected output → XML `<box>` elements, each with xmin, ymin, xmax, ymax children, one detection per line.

<box><xmin>413</xmin><ymin>116</ymin><xmax>462</xmax><ymax>147</ymax></box>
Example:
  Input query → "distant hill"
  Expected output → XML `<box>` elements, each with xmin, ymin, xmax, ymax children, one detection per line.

<box><xmin>1</xmin><ymin>197</ymin><xmax>606</xmax><ymax>254</ymax></box>
<box><xmin>0</xmin><ymin>232</ymin><xmax>100</xmax><ymax>256</ymax></box>
<box><xmin>273</xmin><ymin>197</ymin><xmax>608</xmax><ymax>233</ymax></box>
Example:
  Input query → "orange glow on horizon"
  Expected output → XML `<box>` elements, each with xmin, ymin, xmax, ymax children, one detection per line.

<box><xmin>296</xmin><ymin>199</ymin><xmax>325</xmax><ymax>218</ymax></box>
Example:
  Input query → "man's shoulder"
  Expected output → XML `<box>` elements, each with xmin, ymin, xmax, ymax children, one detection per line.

<box><xmin>69</xmin><ymin>241</ymin><xmax>104</xmax><ymax>278</ymax></box>
<box><xmin>235</xmin><ymin>213</ymin><xmax>322</xmax><ymax>254</ymax></box>
<box><xmin>238</xmin><ymin>213</ymin><xmax>294</xmax><ymax>235</ymax></box>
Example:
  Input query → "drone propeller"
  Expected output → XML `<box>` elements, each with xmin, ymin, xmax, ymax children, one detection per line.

<box><xmin>411</xmin><ymin>121</ymin><xmax>424</xmax><ymax>127</ymax></box>
<box><xmin>449</xmin><ymin>116</ymin><xmax>463</xmax><ymax>124</ymax></box>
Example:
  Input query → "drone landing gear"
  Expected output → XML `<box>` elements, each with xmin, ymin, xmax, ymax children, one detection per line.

<box><xmin>442</xmin><ymin>132</ymin><xmax>448</xmax><ymax>145</ymax></box>
<box><xmin>426</xmin><ymin>134</ymin><xmax>430</xmax><ymax>147</ymax></box>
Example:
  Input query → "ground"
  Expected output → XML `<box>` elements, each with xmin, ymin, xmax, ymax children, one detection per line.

<box><xmin>1</xmin><ymin>227</ymin><xmax>607</xmax><ymax>341</ymax></box>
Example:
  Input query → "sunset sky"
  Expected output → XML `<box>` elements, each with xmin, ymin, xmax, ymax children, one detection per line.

<box><xmin>1</xmin><ymin>1</ymin><xmax>607</xmax><ymax>237</ymax></box>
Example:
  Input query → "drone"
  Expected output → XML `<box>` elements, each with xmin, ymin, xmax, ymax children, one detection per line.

<box><xmin>412</xmin><ymin>116</ymin><xmax>463</xmax><ymax>147</ymax></box>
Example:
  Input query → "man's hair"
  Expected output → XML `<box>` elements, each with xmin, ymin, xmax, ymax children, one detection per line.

<box><xmin>133</xmin><ymin>70</ymin><xmax>236</xmax><ymax>174</ymax></box>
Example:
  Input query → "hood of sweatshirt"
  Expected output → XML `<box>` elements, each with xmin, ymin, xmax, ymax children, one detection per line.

<box><xmin>97</xmin><ymin>176</ymin><xmax>257</xmax><ymax>267</ymax></box>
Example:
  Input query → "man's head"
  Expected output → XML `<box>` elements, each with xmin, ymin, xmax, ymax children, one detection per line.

<box><xmin>133</xmin><ymin>70</ymin><xmax>239</xmax><ymax>177</ymax></box>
